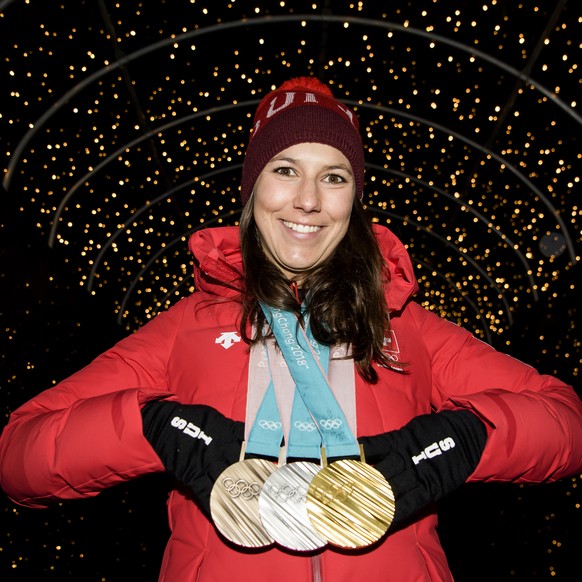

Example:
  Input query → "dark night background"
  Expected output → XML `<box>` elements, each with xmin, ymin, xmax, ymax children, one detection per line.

<box><xmin>0</xmin><ymin>1</ymin><xmax>580</xmax><ymax>580</ymax></box>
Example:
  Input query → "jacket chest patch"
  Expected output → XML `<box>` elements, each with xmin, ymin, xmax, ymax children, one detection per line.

<box><xmin>383</xmin><ymin>329</ymin><xmax>404</xmax><ymax>371</ymax></box>
<box><xmin>383</xmin><ymin>329</ymin><xmax>400</xmax><ymax>356</ymax></box>
<box><xmin>215</xmin><ymin>331</ymin><xmax>242</xmax><ymax>349</ymax></box>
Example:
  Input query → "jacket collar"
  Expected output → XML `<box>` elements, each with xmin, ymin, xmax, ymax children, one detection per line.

<box><xmin>188</xmin><ymin>226</ymin><xmax>243</xmax><ymax>299</ymax></box>
<box><xmin>372</xmin><ymin>224</ymin><xmax>419</xmax><ymax>312</ymax></box>
<box><xmin>188</xmin><ymin>224</ymin><xmax>418</xmax><ymax>311</ymax></box>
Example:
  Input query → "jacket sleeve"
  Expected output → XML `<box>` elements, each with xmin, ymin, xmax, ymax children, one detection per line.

<box><xmin>408</xmin><ymin>302</ymin><xmax>582</xmax><ymax>483</ymax></box>
<box><xmin>0</xmin><ymin>297</ymin><xmax>191</xmax><ymax>508</ymax></box>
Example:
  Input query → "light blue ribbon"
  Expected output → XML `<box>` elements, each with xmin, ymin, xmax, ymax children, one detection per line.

<box><xmin>245</xmin><ymin>375</ymin><xmax>284</xmax><ymax>458</ymax></box>
<box><xmin>261</xmin><ymin>304</ymin><xmax>360</xmax><ymax>458</ymax></box>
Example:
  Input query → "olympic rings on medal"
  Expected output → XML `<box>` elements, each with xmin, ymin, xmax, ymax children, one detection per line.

<box><xmin>319</xmin><ymin>418</ymin><xmax>342</xmax><ymax>430</ymax></box>
<box><xmin>222</xmin><ymin>477</ymin><xmax>262</xmax><ymax>500</ymax></box>
<box><xmin>258</xmin><ymin>419</ymin><xmax>282</xmax><ymax>430</ymax></box>
<box><xmin>268</xmin><ymin>483</ymin><xmax>306</xmax><ymax>503</ymax></box>
<box><xmin>294</xmin><ymin>420</ymin><xmax>317</xmax><ymax>432</ymax></box>
<box><xmin>311</xmin><ymin>481</ymin><xmax>351</xmax><ymax>505</ymax></box>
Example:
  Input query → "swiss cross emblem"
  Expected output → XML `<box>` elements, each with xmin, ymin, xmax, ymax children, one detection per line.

<box><xmin>383</xmin><ymin>329</ymin><xmax>400</xmax><ymax>355</ymax></box>
<box><xmin>215</xmin><ymin>331</ymin><xmax>242</xmax><ymax>350</ymax></box>
<box><xmin>382</xmin><ymin>329</ymin><xmax>403</xmax><ymax>370</ymax></box>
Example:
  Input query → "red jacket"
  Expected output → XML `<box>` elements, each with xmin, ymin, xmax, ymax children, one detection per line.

<box><xmin>1</xmin><ymin>225</ymin><xmax>581</xmax><ymax>581</ymax></box>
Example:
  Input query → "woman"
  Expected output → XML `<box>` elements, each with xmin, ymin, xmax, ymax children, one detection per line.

<box><xmin>1</xmin><ymin>77</ymin><xmax>581</xmax><ymax>581</ymax></box>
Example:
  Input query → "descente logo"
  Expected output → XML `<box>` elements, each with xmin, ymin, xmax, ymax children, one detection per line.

<box><xmin>215</xmin><ymin>331</ymin><xmax>241</xmax><ymax>350</ymax></box>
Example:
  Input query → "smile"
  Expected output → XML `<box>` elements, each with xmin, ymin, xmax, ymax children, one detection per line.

<box><xmin>282</xmin><ymin>220</ymin><xmax>321</xmax><ymax>233</ymax></box>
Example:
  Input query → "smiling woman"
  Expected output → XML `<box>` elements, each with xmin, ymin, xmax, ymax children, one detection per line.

<box><xmin>252</xmin><ymin>143</ymin><xmax>355</xmax><ymax>280</ymax></box>
<box><xmin>237</xmin><ymin>79</ymin><xmax>392</xmax><ymax>384</ymax></box>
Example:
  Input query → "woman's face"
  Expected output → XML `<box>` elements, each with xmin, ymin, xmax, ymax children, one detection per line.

<box><xmin>253</xmin><ymin>142</ymin><xmax>356</xmax><ymax>281</ymax></box>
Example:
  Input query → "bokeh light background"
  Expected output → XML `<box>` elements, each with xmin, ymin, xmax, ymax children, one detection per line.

<box><xmin>0</xmin><ymin>0</ymin><xmax>580</xmax><ymax>580</ymax></box>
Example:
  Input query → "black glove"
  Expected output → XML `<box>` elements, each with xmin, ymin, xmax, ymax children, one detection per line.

<box><xmin>359</xmin><ymin>409</ymin><xmax>486</xmax><ymax>530</ymax></box>
<box><xmin>141</xmin><ymin>400</ymin><xmax>244</xmax><ymax>515</ymax></box>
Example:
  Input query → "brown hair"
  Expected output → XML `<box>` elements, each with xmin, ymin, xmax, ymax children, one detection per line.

<box><xmin>239</xmin><ymin>198</ymin><xmax>392</xmax><ymax>383</ymax></box>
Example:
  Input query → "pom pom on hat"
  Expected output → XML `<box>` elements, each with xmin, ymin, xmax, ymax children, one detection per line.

<box><xmin>240</xmin><ymin>76</ymin><xmax>365</xmax><ymax>205</ymax></box>
<box><xmin>277</xmin><ymin>76</ymin><xmax>335</xmax><ymax>96</ymax></box>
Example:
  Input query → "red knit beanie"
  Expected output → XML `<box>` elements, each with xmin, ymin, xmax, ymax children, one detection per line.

<box><xmin>240</xmin><ymin>77</ymin><xmax>365</xmax><ymax>205</ymax></box>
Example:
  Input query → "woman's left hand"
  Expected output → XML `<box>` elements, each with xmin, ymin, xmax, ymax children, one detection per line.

<box><xmin>358</xmin><ymin>409</ymin><xmax>487</xmax><ymax>529</ymax></box>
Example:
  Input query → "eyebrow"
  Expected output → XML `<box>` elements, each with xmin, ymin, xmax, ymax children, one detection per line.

<box><xmin>268</xmin><ymin>156</ymin><xmax>353</xmax><ymax>174</ymax></box>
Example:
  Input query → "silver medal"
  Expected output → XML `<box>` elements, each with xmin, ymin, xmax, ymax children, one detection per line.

<box><xmin>258</xmin><ymin>461</ymin><xmax>327</xmax><ymax>552</ymax></box>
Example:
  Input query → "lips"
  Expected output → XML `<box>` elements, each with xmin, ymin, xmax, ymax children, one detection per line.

<box><xmin>282</xmin><ymin>220</ymin><xmax>322</xmax><ymax>233</ymax></box>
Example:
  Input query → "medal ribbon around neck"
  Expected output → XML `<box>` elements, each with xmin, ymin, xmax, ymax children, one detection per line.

<box><xmin>244</xmin><ymin>342</ymin><xmax>284</xmax><ymax>458</ymax></box>
<box><xmin>257</xmin><ymin>340</ymin><xmax>329</xmax><ymax>551</ymax></box>
<box><xmin>243</xmin><ymin>326</ymin><xmax>322</xmax><ymax>459</ymax></box>
<box><xmin>260</xmin><ymin>303</ymin><xmax>360</xmax><ymax>459</ymax></box>
<box><xmin>241</xmin><ymin>325</ymin><xmax>329</xmax><ymax>552</ymax></box>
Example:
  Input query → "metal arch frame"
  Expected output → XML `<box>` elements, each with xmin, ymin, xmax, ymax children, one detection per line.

<box><xmin>345</xmin><ymin>100</ymin><xmax>577</xmax><ymax>264</ymax></box>
<box><xmin>366</xmin><ymin>163</ymin><xmax>539</xmax><ymax>299</ymax></box>
<box><xmin>47</xmin><ymin>100</ymin><xmax>254</xmax><ymax>248</ymax></box>
<box><xmin>26</xmin><ymin>45</ymin><xmax>577</xmax><ymax>265</ymax></box>
<box><xmin>115</xmin><ymin>210</ymin><xmax>236</xmax><ymax>325</ymax></box>
<box><xmin>51</xmin><ymin>97</ymin><xmax>570</xmax><ymax>283</ymax></box>
<box><xmin>369</xmin><ymin>207</ymin><xmax>514</xmax><ymax>325</ymax></box>
<box><xmin>4</xmin><ymin>14</ymin><xmax>576</xmax><ymax>260</ymax></box>
<box><xmin>0</xmin><ymin>0</ymin><xmax>16</xmax><ymax>13</ymax></box>
<box><xmin>86</xmin><ymin>163</ymin><xmax>243</xmax><ymax>291</ymax></box>
<box><xmin>4</xmin><ymin>13</ymin><xmax>581</xmax><ymax>188</ymax></box>
<box><xmin>4</xmin><ymin>13</ymin><xmax>572</xmax><ymax>319</ymax></box>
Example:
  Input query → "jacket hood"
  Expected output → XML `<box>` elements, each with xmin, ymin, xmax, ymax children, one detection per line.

<box><xmin>372</xmin><ymin>223</ymin><xmax>419</xmax><ymax>311</ymax></box>
<box><xmin>188</xmin><ymin>226</ymin><xmax>243</xmax><ymax>298</ymax></box>
<box><xmin>188</xmin><ymin>224</ymin><xmax>418</xmax><ymax>310</ymax></box>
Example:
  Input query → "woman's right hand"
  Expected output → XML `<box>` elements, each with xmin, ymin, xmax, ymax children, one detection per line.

<box><xmin>141</xmin><ymin>401</ymin><xmax>244</xmax><ymax>515</ymax></box>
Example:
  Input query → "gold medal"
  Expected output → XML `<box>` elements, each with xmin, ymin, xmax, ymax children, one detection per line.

<box><xmin>306</xmin><ymin>459</ymin><xmax>395</xmax><ymax>549</ymax></box>
<box><xmin>210</xmin><ymin>457</ymin><xmax>277</xmax><ymax>548</ymax></box>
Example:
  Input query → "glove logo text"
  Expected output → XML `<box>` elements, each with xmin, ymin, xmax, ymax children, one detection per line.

<box><xmin>412</xmin><ymin>437</ymin><xmax>455</xmax><ymax>465</ymax></box>
<box><xmin>171</xmin><ymin>416</ymin><xmax>213</xmax><ymax>445</ymax></box>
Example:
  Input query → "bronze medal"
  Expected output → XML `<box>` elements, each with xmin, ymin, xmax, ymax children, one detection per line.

<box><xmin>210</xmin><ymin>458</ymin><xmax>277</xmax><ymax>548</ymax></box>
<box><xmin>306</xmin><ymin>459</ymin><xmax>395</xmax><ymax>549</ymax></box>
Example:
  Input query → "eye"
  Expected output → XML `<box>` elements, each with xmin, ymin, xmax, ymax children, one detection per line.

<box><xmin>273</xmin><ymin>166</ymin><xmax>297</xmax><ymax>177</ymax></box>
<box><xmin>323</xmin><ymin>173</ymin><xmax>348</xmax><ymax>184</ymax></box>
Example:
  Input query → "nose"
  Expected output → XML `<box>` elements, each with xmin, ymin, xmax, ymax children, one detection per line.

<box><xmin>293</xmin><ymin>178</ymin><xmax>321</xmax><ymax>212</ymax></box>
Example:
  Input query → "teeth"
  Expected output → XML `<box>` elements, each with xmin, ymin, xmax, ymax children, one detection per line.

<box><xmin>283</xmin><ymin>220</ymin><xmax>321</xmax><ymax>233</ymax></box>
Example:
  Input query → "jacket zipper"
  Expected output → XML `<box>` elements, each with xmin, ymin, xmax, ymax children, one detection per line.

<box><xmin>311</xmin><ymin>554</ymin><xmax>323</xmax><ymax>582</ymax></box>
<box><xmin>294</xmin><ymin>276</ymin><xmax>319</xmax><ymax>582</ymax></box>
